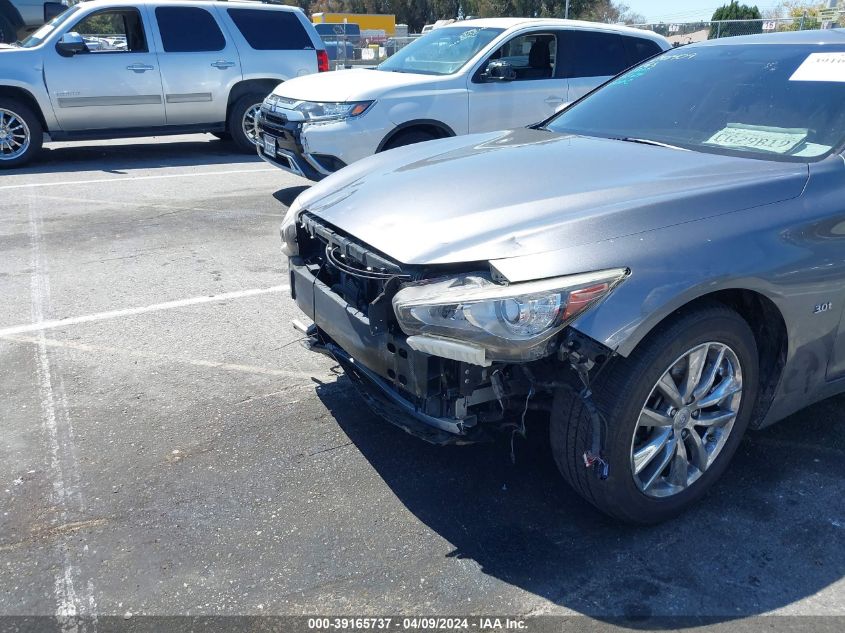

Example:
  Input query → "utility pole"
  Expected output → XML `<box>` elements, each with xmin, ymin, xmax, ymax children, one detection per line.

<box><xmin>565</xmin><ymin>0</ymin><xmax>570</xmax><ymax>19</ymax></box>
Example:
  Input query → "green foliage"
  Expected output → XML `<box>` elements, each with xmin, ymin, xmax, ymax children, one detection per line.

<box><xmin>75</xmin><ymin>13</ymin><xmax>124</xmax><ymax>36</ymax></box>
<box><xmin>708</xmin><ymin>1</ymin><xmax>762</xmax><ymax>38</ymax></box>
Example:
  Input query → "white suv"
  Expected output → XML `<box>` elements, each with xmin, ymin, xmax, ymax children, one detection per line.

<box><xmin>0</xmin><ymin>0</ymin><xmax>327</xmax><ymax>167</ymax></box>
<box><xmin>256</xmin><ymin>18</ymin><xmax>669</xmax><ymax>180</ymax></box>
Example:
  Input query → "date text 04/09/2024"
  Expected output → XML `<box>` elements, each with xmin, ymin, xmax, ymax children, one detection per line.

<box><xmin>307</xmin><ymin>618</ymin><xmax>528</xmax><ymax>630</ymax></box>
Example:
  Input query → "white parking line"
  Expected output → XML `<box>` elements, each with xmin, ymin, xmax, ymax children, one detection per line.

<box><xmin>3</xmin><ymin>334</ymin><xmax>331</xmax><ymax>381</ymax></box>
<box><xmin>0</xmin><ymin>167</ymin><xmax>276</xmax><ymax>191</ymax></box>
<box><xmin>0</xmin><ymin>285</ymin><xmax>290</xmax><ymax>337</ymax></box>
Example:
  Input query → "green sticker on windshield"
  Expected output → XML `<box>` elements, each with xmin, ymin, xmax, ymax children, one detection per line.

<box><xmin>705</xmin><ymin>123</ymin><xmax>808</xmax><ymax>155</ymax></box>
<box><xmin>613</xmin><ymin>52</ymin><xmax>697</xmax><ymax>86</ymax></box>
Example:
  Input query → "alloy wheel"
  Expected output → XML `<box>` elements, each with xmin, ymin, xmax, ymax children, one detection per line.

<box><xmin>242</xmin><ymin>103</ymin><xmax>262</xmax><ymax>146</ymax></box>
<box><xmin>630</xmin><ymin>342</ymin><xmax>743</xmax><ymax>498</ymax></box>
<box><xmin>0</xmin><ymin>108</ymin><xmax>30</xmax><ymax>161</ymax></box>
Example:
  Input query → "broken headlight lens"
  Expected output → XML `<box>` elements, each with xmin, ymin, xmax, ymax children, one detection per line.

<box><xmin>279</xmin><ymin>197</ymin><xmax>303</xmax><ymax>257</ymax></box>
<box><xmin>392</xmin><ymin>269</ymin><xmax>628</xmax><ymax>362</ymax></box>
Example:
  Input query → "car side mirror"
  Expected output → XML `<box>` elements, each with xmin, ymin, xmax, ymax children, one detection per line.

<box><xmin>56</xmin><ymin>32</ymin><xmax>87</xmax><ymax>57</ymax></box>
<box><xmin>482</xmin><ymin>60</ymin><xmax>516</xmax><ymax>82</ymax></box>
<box><xmin>43</xmin><ymin>1</ymin><xmax>67</xmax><ymax>22</ymax></box>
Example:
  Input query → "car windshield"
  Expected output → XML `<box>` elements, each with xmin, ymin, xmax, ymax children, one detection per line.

<box><xmin>378</xmin><ymin>26</ymin><xmax>503</xmax><ymax>76</ymax></box>
<box><xmin>19</xmin><ymin>5</ymin><xmax>79</xmax><ymax>48</ymax></box>
<box><xmin>545</xmin><ymin>43</ymin><xmax>845</xmax><ymax>162</ymax></box>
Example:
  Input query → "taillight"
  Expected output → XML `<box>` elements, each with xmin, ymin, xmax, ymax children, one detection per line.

<box><xmin>317</xmin><ymin>49</ymin><xmax>329</xmax><ymax>72</ymax></box>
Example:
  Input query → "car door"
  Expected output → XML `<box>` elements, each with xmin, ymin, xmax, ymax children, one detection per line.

<box><xmin>467</xmin><ymin>31</ymin><xmax>567</xmax><ymax>133</ymax></box>
<box><xmin>43</xmin><ymin>6</ymin><xmax>165</xmax><ymax>131</ymax></box>
<box><xmin>151</xmin><ymin>4</ymin><xmax>242</xmax><ymax>126</ymax></box>
<box><xmin>562</xmin><ymin>29</ymin><xmax>631</xmax><ymax>103</ymax></box>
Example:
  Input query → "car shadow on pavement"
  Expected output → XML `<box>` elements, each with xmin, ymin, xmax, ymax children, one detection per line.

<box><xmin>316</xmin><ymin>376</ymin><xmax>845</xmax><ymax>623</ymax></box>
<box><xmin>273</xmin><ymin>186</ymin><xmax>311</xmax><ymax>207</ymax></box>
<box><xmin>16</xmin><ymin>137</ymin><xmax>260</xmax><ymax>175</ymax></box>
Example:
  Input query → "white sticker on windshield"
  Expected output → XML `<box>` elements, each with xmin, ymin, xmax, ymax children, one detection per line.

<box><xmin>790</xmin><ymin>52</ymin><xmax>845</xmax><ymax>82</ymax></box>
<box><xmin>705</xmin><ymin>124</ymin><xmax>808</xmax><ymax>154</ymax></box>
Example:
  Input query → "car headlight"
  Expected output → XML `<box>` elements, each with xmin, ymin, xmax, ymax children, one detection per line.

<box><xmin>296</xmin><ymin>100</ymin><xmax>374</xmax><ymax>122</ymax></box>
<box><xmin>392</xmin><ymin>269</ymin><xmax>628</xmax><ymax>362</ymax></box>
<box><xmin>279</xmin><ymin>197</ymin><xmax>303</xmax><ymax>257</ymax></box>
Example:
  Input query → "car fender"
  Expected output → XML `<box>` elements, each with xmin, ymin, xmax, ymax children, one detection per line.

<box><xmin>491</xmin><ymin>184</ymin><xmax>840</xmax><ymax>366</ymax></box>
<box><xmin>375</xmin><ymin>118</ymin><xmax>455</xmax><ymax>152</ymax></box>
<box><xmin>0</xmin><ymin>51</ymin><xmax>60</xmax><ymax>130</ymax></box>
<box><xmin>381</xmin><ymin>82</ymin><xmax>468</xmax><ymax>137</ymax></box>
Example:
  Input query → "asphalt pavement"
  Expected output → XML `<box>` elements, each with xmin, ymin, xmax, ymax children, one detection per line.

<box><xmin>1</xmin><ymin>135</ymin><xmax>844</xmax><ymax>628</ymax></box>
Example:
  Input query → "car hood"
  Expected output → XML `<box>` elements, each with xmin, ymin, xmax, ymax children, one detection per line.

<box><xmin>296</xmin><ymin>128</ymin><xmax>810</xmax><ymax>266</ymax></box>
<box><xmin>272</xmin><ymin>67</ymin><xmax>445</xmax><ymax>102</ymax></box>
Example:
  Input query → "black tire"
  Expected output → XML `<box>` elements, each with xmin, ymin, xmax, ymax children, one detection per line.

<box><xmin>0</xmin><ymin>98</ymin><xmax>43</xmax><ymax>169</ymax></box>
<box><xmin>211</xmin><ymin>131</ymin><xmax>232</xmax><ymax>141</ymax></box>
<box><xmin>550</xmin><ymin>303</ymin><xmax>759</xmax><ymax>524</ymax></box>
<box><xmin>382</xmin><ymin>129</ymin><xmax>438</xmax><ymax>151</ymax></box>
<box><xmin>0</xmin><ymin>14</ymin><xmax>15</xmax><ymax>44</ymax></box>
<box><xmin>228</xmin><ymin>92</ymin><xmax>266</xmax><ymax>153</ymax></box>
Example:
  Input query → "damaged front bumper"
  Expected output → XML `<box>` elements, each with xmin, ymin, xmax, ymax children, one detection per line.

<box><xmin>289</xmin><ymin>257</ymin><xmax>530</xmax><ymax>444</ymax></box>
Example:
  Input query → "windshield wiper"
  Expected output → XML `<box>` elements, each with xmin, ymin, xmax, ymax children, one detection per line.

<box><xmin>617</xmin><ymin>137</ymin><xmax>688</xmax><ymax>151</ymax></box>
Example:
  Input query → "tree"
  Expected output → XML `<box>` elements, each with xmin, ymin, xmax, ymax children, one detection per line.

<box><xmin>764</xmin><ymin>1</ymin><xmax>830</xmax><ymax>29</ymax></box>
<box><xmin>580</xmin><ymin>1</ymin><xmax>644</xmax><ymax>24</ymax></box>
<box><xmin>709</xmin><ymin>1</ymin><xmax>762</xmax><ymax>38</ymax></box>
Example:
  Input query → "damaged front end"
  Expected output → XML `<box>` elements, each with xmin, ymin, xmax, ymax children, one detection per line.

<box><xmin>287</xmin><ymin>211</ymin><xmax>625</xmax><ymax>445</ymax></box>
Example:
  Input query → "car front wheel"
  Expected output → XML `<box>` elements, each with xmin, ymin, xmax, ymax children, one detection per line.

<box><xmin>0</xmin><ymin>99</ymin><xmax>43</xmax><ymax>168</ymax></box>
<box><xmin>0</xmin><ymin>15</ymin><xmax>15</xmax><ymax>44</ymax></box>
<box><xmin>550</xmin><ymin>303</ymin><xmax>759</xmax><ymax>524</ymax></box>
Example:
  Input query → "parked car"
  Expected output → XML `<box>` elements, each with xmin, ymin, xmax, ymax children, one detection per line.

<box><xmin>0</xmin><ymin>0</ymin><xmax>328</xmax><ymax>167</ymax></box>
<box><xmin>0</xmin><ymin>0</ymin><xmax>66</xmax><ymax>44</ymax></box>
<box><xmin>256</xmin><ymin>18</ymin><xmax>669</xmax><ymax>180</ymax></box>
<box><xmin>314</xmin><ymin>21</ymin><xmax>359</xmax><ymax>63</ymax></box>
<box><xmin>314</xmin><ymin>21</ymin><xmax>361</xmax><ymax>45</ymax></box>
<box><xmin>281</xmin><ymin>30</ymin><xmax>845</xmax><ymax>523</ymax></box>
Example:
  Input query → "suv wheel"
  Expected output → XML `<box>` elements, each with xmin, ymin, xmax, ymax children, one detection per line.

<box><xmin>228</xmin><ymin>92</ymin><xmax>266</xmax><ymax>153</ymax></box>
<box><xmin>0</xmin><ymin>15</ymin><xmax>15</xmax><ymax>44</ymax></box>
<box><xmin>0</xmin><ymin>99</ymin><xmax>43</xmax><ymax>168</ymax></box>
<box><xmin>550</xmin><ymin>303</ymin><xmax>759</xmax><ymax>524</ymax></box>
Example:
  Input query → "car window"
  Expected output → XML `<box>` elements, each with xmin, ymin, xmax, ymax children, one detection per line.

<box><xmin>486</xmin><ymin>32</ymin><xmax>557</xmax><ymax>81</ymax></box>
<box><xmin>563</xmin><ymin>30</ymin><xmax>628</xmax><ymax>78</ymax></box>
<box><xmin>546</xmin><ymin>44</ymin><xmax>845</xmax><ymax>162</ymax></box>
<box><xmin>155</xmin><ymin>6</ymin><xmax>225</xmax><ymax>53</ymax></box>
<box><xmin>70</xmin><ymin>9</ymin><xmax>147</xmax><ymax>53</ymax></box>
<box><xmin>378</xmin><ymin>26</ymin><xmax>503</xmax><ymax>76</ymax></box>
<box><xmin>623</xmin><ymin>36</ymin><xmax>663</xmax><ymax>66</ymax></box>
<box><xmin>227</xmin><ymin>9</ymin><xmax>313</xmax><ymax>50</ymax></box>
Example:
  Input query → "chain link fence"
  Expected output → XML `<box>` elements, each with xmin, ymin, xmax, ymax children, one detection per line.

<box><xmin>319</xmin><ymin>13</ymin><xmax>842</xmax><ymax>68</ymax></box>
<box><xmin>319</xmin><ymin>34</ymin><xmax>420</xmax><ymax>69</ymax></box>
<box><xmin>633</xmin><ymin>16</ymin><xmax>842</xmax><ymax>47</ymax></box>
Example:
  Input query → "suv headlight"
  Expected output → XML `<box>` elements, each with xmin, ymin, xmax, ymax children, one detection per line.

<box><xmin>392</xmin><ymin>269</ymin><xmax>628</xmax><ymax>362</ymax></box>
<box><xmin>296</xmin><ymin>100</ymin><xmax>374</xmax><ymax>122</ymax></box>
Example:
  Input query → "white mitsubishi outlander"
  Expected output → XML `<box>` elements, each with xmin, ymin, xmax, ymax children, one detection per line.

<box><xmin>256</xmin><ymin>18</ymin><xmax>669</xmax><ymax>181</ymax></box>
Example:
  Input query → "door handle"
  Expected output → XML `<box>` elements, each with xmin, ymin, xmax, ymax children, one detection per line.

<box><xmin>126</xmin><ymin>63</ymin><xmax>155</xmax><ymax>73</ymax></box>
<box><xmin>544</xmin><ymin>96</ymin><xmax>564</xmax><ymax>105</ymax></box>
<box><xmin>211</xmin><ymin>60</ymin><xmax>236</xmax><ymax>69</ymax></box>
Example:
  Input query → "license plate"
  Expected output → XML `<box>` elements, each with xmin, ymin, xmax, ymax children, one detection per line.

<box><xmin>263</xmin><ymin>134</ymin><xmax>276</xmax><ymax>156</ymax></box>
